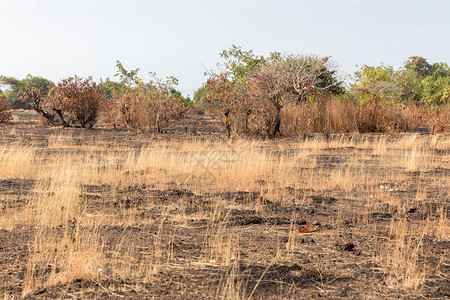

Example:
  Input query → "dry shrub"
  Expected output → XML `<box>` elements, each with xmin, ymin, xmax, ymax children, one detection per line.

<box><xmin>20</xmin><ymin>77</ymin><xmax>104</xmax><ymax>128</ymax></box>
<box><xmin>357</xmin><ymin>99</ymin><xmax>409</xmax><ymax>133</ymax></box>
<box><xmin>434</xmin><ymin>105</ymin><xmax>450</xmax><ymax>133</ymax></box>
<box><xmin>105</xmin><ymin>89</ymin><xmax>186</xmax><ymax>132</ymax></box>
<box><xmin>400</xmin><ymin>103</ymin><xmax>435</xmax><ymax>129</ymax></box>
<box><xmin>54</xmin><ymin>76</ymin><xmax>104</xmax><ymax>128</ymax></box>
<box><xmin>227</xmin><ymin>102</ymin><xmax>274</xmax><ymax>136</ymax></box>
<box><xmin>0</xmin><ymin>93</ymin><xmax>12</xmax><ymax>123</ymax></box>
<box><xmin>399</xmin><ymin>103</ymin><xmax>450</xmax><ymax>133</ymax></box>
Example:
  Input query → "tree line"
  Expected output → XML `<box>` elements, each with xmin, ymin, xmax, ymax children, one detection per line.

<box><xmin>1</xmin><ymin>47</ymin><xmax>449</xmax><ymax>134</ymax></box>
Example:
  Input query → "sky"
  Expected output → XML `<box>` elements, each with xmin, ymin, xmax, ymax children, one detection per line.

<box><xmin>1</xmin><ymin>0</ymin><xmax>449</xmax><ymax>97</ymax></box>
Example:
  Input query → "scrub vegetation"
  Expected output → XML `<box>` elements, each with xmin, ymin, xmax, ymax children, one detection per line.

<box><xmin>0</xmin><ymin>46</ymin><xmax>448</xmax><ymax>299</ymax></box>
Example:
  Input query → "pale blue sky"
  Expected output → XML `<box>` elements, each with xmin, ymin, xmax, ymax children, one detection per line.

<box><xmin>1</xmin><ymin>0</ymin><xmax>449</xmax><ymax>97</ymax></box>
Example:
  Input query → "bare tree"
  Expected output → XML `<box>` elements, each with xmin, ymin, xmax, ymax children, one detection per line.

<box><xmin>248</xmin><ymin>54</ymin><xmax>342</xmax><ymax>136</ymax></box>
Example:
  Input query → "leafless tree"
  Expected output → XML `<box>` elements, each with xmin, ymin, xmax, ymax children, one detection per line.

<box><xmin>248</xmin><ymin>54</ymin><xmax>341</xmax><ymax>136</ymax></box>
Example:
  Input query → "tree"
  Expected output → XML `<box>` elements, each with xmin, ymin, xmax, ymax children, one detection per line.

<box><xmin>54</xmin><ymin>76</ymin><xmax>104</xmax><ymax>128</ymax></box>
<box><xmin>0</xmin><ymin>75</ymin><xmax>52</xmax><ymax>108</ymax></box>
<box><xmin>205</xmin><ymin>74</ymin><xmax>236</xmax><ymax>137</ymax></box>
<box><xmin>0</xmin><ymin>91</ymin><xmax>12</xmax><ymax>123</ymax></box>
<box><xmin>353</xmin><ymin>64</ymin><xmax>404</xmax><ymax>104</ymax></box>
<box><xmin>421</xmin><ymin>76</ymin><xmax>450</xmax><ymax>107</ymax></box>
<box><xmin>430</xmin><ymin>62</ymin><xmax>450</xmax><ymax>79</ymax></box>
<box><xmin>148</xmin><ymin>73</ymin><xmax>187</xmax><ymax>132</ymax></box>
<box><xmin>248</xmin><ymin>54</ymin><xmax>343</xmax><ymax>136</ymax></box>
<box><xmin>219</xmin><ymin>45</ymin><xmax>266</xmax><ymax>86</ymax></box>
<box><xmin>115</xmin><ymin>60</ymin><xmax>141</xmax><ymax>88</ymax></box>
<box><xmin>352</xmin><ymin>57</ymin><xmax>450</xmax><ymax>108</ymax></box>
<box><xmin>107</xmin><ymin>61</ymin><xmax>187</xmax><ymax>132</ymax></box>
<box><xmin>206</xmin><ymin>47</ymin><xmax>344</xmax><ymax>137</ymax></box>
<box><xmin>205</xmin><ymin>46</ymin><xmax>268</xmax><ymax>136</ymax></box>
<box><xmin>401</xmin><ymin>57</ymin><xmax>450</xmax><ymax>107</ymax></box>
<box><xmin>404</xmin><ymin>56</ymin><xmax>433</xmax><ymax>77</ymax></box>
<box><xmin>395</xmin><ymin>69</ymin><xmax>423</xmax><ymax>101</ymax></box>
<box><xmin>19</xmin><ymin>87</ymin><xmax>58</xmax><ymax>125</ymax></box>
<box><xmin>20</xmin><ymin>77</ymin><xmax>104</xmax><ymax>128</ymax></box>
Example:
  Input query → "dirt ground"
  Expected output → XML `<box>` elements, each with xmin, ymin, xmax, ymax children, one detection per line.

<box><xmin>0</xmin><ymin>110</ymin><xmax>449</xmax><ymax>299</ymax></box>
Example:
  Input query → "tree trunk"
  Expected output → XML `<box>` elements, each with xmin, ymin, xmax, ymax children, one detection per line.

<box><xmin>224</xmin><ymin>109</ymin><xmax>231</xmax><ymax>138</ymax></box>
<box><xmin>53</xmin><ymin>108</ymin><xmax>71</xmax><ymax>127</ymax></box>
<box><xmin>273</xmin><ymin>106</ymin><xmax>281</xmax><ymax>137</ymax></box>
<box><xmin>156</xmin><ymin>111</ymin><xmax>161</xmax><ymax>133</ymax></box>
<box><xmin>30</xmin><ymin>92</ymin><xmax>55</xmax><ymax>125</ymax></box>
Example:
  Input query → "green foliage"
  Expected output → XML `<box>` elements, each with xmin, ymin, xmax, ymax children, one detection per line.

<box><xmin>219</xmin><ymin>45</ymin><xmax>266</xmax><ymax>86</ymax></box>
<box><xmin>354</xmin><ymin>64</ymin><xmax>396</xmax><ymax>86</ymax></box>
<box><xmin>352</xmin><ymin>57</ymin><xmax>450</xmax><ymax>107</ymax></box>
<box><xmin>99</xmin><ymin>78</ymin><xmax>125</xmax><ymax>98</ymax></box>
<box><xmin>169</xmin><ymin>88</ymin><xmax>192</xmax><ymax>105</ymax></box>
<box><xmin>112</xmin><ymin>61</ymin><xmax>190</xmax><ymax>103</ymax></box>
<box><xmin>402</xmin><ymin>57</ymin><xmax>450</xmax><ymax>107</ymax></box>
<box><xmin>309</xmin><ymin>57</ymin><xmax>345</xmax><ymax>95</ymax></box>
<box><xmin>395</xmin><ymin>69</ymin><xmax>423</xmax><ymax>101</ymax></box>
<box><xmin>0</xmin><ymin>75</ymin><xmax>52</xmax><ymax>108</ymax></box>
<box><xmin>430</xmin><ymin>62</ymin><xmax>450</xmax><ymax>79</ymax></box>
<box><xmin>404</xmin><ymin>56</ymin><xmax>433</xmax><ymax>77</ymax></box>
<box><xmin>193</xmin><ymin>86</ymin><xmax>212</xmax><ymax>107</ymax></box>
<box><xmin>115</xmin><ymin>60</ymin><xmax>141</xmax><ymax>88</ymax></box>
<box><xmin>421</xmin><ymin>76</ymin><xmax>450</xmax><ymax>107</ymax></box>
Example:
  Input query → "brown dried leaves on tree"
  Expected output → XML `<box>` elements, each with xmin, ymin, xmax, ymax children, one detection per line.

<box><xmin>20</xmin><ymin>77</ymin><xmax>104</xmax><ymax>128</ymax></box>
<box><xmin>54</xmin><ymin>77</ymin><xmax>104</xmax><ymax>128</ymax></box>
<box><xmin>0</xmin><ymin>93</ymin><xmax>12</xmax><ymax>123</ymax></box>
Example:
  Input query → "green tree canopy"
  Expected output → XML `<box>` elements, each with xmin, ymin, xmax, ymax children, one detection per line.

<box><xmin>352</xmin><ymin>57</ymin><xmax>450</xmax><ymax>107</ymax></box>
<box><xmin>404</xmin><ymin>56</ymin><xmax>433</xmax><ymax>77</ymax></box>
<box><xmin>219</xmin><ymin>45</ymin><xmax>266</xmax><ymax>86</ymax></box>
<box><xmin>0</xmin><ymin>75</ymin><xmax>52</xmax><ymax>108</ymax></box>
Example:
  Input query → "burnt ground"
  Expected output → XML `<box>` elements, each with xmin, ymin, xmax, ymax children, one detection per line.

<box><xmin>0</xmin><ymin>110</ymin><xmax>449</xmax><ymax>299</ymax></box>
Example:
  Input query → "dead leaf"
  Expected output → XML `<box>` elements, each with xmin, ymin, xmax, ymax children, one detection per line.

<box><xmin>340</xmin><ymin>243</ymin><xmax>355</xmax><ymax>252</ymax></box>
<box><xmin>258</xmin><ymin>195</ymin><xmax>266</xmax><ymax>204</ymax></box>
<box><xmin>297</xmin><ymin>224</ymin><xmax>319</xmax><ymax>233</ymax></box>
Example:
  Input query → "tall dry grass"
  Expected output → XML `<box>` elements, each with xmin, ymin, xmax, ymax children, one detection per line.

<box><xmin>281</xmin><ymin>97</ymin><xmax>449</xmax><ymax>135</ymax></box>
<box><xmin>0</xmin><ymin>133</ymin><xmax>448</xmax><ymax>296</ymax></box>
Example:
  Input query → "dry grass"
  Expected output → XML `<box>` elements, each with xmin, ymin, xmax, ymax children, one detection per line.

<box><xmin>0</xmin><ymin>130</ymin><xmax>448</xmax><ymax>298</ymax></box>
<box><xmin>281</xmin><ymin>97</ymin><xmax>450</xmax><ymax>135</ymax></box>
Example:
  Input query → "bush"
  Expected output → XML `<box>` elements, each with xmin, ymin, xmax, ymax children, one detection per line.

<box><xmin>104</xmin><ymin>87</ymin><xmax>186</xmax><ymax>132</ymax></box>
<box><xmin>0</xmin><ymin>93</ymin><xmax>12</xmax><ymax>123</ymax></box>
<box><xmin>54</xmin><ymin>77</ymin><xmax>104</xmax><ymax>128</ymax></box>
<box><xmin>19</xmin><ymin>77</ymin><xmax>104</xmax><ymax>128</ymax></box>
<box><xmin>357</xmin><ymin>98</ymin><xmax>407</xmax><ymax>133</ymax></box>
